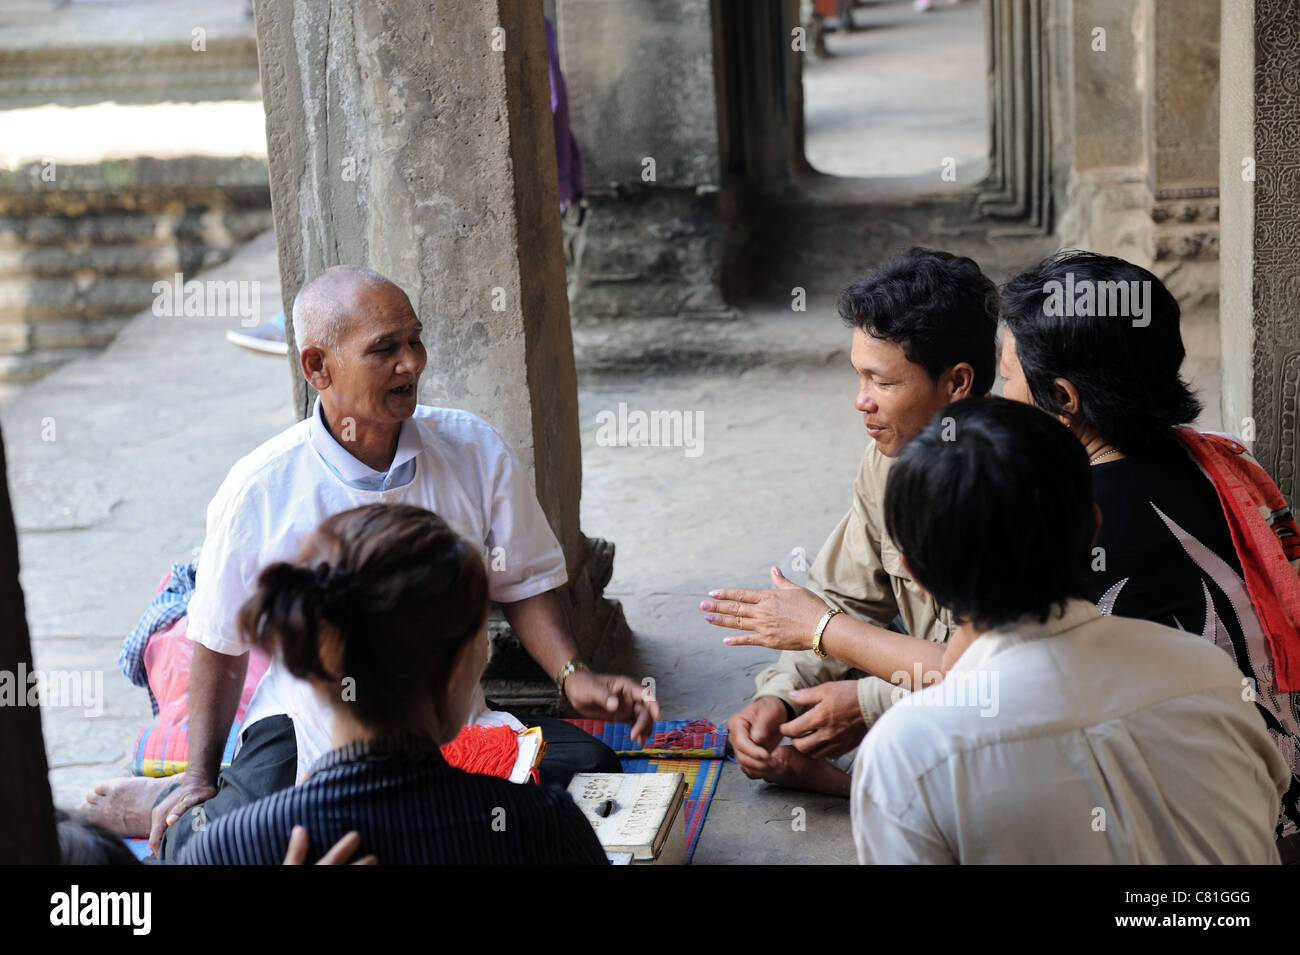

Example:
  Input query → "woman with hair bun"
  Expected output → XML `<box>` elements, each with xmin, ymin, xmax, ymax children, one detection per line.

<box><xmin>179</xmin><ymin>503</ymin><xmax>606</xmax><ymax>865</ymax></box>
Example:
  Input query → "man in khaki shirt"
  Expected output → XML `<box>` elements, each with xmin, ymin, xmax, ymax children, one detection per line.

<box><xmin>706</xmin><ymin>249</ymin><xmax>997</xmax><ymax>795</ymax></box>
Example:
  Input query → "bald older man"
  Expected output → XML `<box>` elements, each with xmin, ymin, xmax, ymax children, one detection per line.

<box><xmin>84</xmin><ymin>266</ymin><xmax>658</xmax><ymax>861</ymax></box>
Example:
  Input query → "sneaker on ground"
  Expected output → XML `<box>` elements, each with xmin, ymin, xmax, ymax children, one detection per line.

<box><xmin>226</xmin><ymin>311</ymin><xmax>288</xmax><ymax>356</ymax></box>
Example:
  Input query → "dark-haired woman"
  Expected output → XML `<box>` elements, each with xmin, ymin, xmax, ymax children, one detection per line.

<box><xmin>179</xmin><ymin>503</ymin><xmax>607</xmax><ymax>865</ymax></box>
<box><xmin>999</xmin><ymin>250</ymin><xmax>1300</xmax><ymax>855</ymax></box>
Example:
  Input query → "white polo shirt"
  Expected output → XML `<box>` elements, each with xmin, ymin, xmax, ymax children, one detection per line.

<box><xmin>186</xmin><ymin>398</ymin><xmax>568</xmax><ymax>776</ymax></box>
<box><xmin>851</xmin><ymin>599</ymin><xmax>1289</xmax><ymax>864</ymax></box>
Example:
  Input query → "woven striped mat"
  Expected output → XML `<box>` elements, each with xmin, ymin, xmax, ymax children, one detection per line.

<box><xmin>566</xmin><ymin>719</ymin><xmax>728</xmax><ymax>862</ymax></box>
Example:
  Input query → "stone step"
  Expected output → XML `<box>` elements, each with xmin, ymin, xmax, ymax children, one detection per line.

<box><xmin>0</xmin><ymin>274</ymin><xmax>194</xmax><ymax>322</ymax></box>
<box><xmin>0</xmin><ymin>37</ymin><xmax>260</xmax><ymax>109</ymax></box>
<box><xmin>0</xmin><ymin>208</ymin><xmax>272</xmax><ymax>249</ymax></box>
<box><xmin>0</xmin><ymin>229</ymin><xmax>269</xmax><ymax>279</ymax></box>
<box><xmin>0</xmin><ymin>154</ymin><xmax>273</xmax><ymax>384</ymax></box>
<box><xmin>0</xmin><ymin>316</ymin><xmax>134</xmax><ymax>356</ymax></box>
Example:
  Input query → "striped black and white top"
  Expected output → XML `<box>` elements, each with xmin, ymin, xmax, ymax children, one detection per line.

<box><xmin>177</xmin><ymin>734</ymin><xmax>608</xmax><ymax>865</ymax></box>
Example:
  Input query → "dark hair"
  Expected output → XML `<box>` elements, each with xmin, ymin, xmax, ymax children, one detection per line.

<box><xmin>999</xmin><ymin>250</ymin><xmax>1201</xmax><ymax>456</ymax></box>
<box><xmin>56</xmin><ymin>809</ymin><xmax>140</xmax><ymax>865</ymax></box>
<box><xmin>237</xmin><ymin>504</ymin><xmax>488</xmax><ymax>729</ymax></box>
<box><xmin>838</xmin><ymin>248</ymin><xmax>999</xmax><ymax>394</ymax></box>
<box><xmin>883</xmin><ymin>397</ymin><xmax>1094</xmax><ymax>629</ymax></box>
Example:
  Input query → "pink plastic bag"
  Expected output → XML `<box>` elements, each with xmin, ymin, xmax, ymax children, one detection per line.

<box><xmin>143</xmin><ymin>595</ymin><xmax>269</xmax><ymax>728</ymax></box>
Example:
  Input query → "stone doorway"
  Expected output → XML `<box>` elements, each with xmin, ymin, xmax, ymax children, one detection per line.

<box><xmin>803</xmin><ymin>0</ymin><xmax>989</xmax><ymax>183</ymax></box>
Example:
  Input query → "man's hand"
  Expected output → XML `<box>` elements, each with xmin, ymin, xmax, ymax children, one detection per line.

<box><xmin>563</xmin><ymin>669</ymin><xmax>661</xmax><ymax>745</ymax></box>
<box><xmin>282</xmin><ymin>826</ymin><xmax>378</xmax><ymax>865</ymax></box>
<box><xmin>781</xmin><ymin>681</ymin><xmax>866</xmax><ymax>759</ymax></box>
<box><xmin>147</xmin><ymin>772</ymin><xmax>217</xmax><ymax>855</ymax></box>
<box><xmin>502</xmin><ymin>592</ymin><xmax>661</xmax><ymax>745</ymax></box>
<box><xmin>702</xmin><ymin>566</ymin><xmax>831</xmax><ymax>651</ymax></box>
<box><xmin>727</xmin><ymin>696</ymin><xmax>789</xmax><ymax>779</ymax></box>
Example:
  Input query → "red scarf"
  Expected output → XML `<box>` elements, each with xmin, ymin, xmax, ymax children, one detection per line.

<box><xmin>1175</xmin><ymin>428</ymin><xmax>1300</xmax><ymax>691</ymax></box>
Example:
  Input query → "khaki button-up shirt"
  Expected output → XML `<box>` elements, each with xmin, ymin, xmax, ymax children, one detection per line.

<box><xmin>753</xmin><ymin>440</ymin><xmax>956</xmax><ymax>726</ymax></box>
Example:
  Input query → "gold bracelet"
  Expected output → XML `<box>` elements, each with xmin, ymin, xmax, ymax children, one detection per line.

<box><xmin>555</xmin><ymin>660</ymin><xmax>587</xmax><ymax>696</ymax></box>
<box><xmin>812</xmin><ymin>607</ymin><xmax>842</xmax><ymax>658</ymax></box>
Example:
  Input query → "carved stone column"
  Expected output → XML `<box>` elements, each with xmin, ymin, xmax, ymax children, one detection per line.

<box><xmin>1219</xmin><ymin>0</ymin><xmax>1300</xmax><ymax>507</ymax></box>
<box><xmin>979</xmin><ymin>0</ymin><xmax>1053</xmax><ymax>232</ymax></box>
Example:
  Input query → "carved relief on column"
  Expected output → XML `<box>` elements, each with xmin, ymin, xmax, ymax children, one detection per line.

<box><xmin>1147</xmin><ymin>189</ymin><xmax>1220</xmax><ymax>262</ymax></box>
<box><xmin>1247</xmin><ymin>0</ymin><xmax>1300</xmax><ymax>505</ymax></box>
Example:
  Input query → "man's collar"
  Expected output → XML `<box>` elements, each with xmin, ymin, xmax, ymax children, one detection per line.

<box><xmin>946</xmin><ymin>598</ymin><xmax>1102</xmax><ymax>675</ymax></box>
<box><xmin>309</xmin><ymin>396</ymin><xmax>422</xmax><ymax>482</ymax></box>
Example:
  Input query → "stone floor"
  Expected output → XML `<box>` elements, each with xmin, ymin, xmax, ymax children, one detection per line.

<box><xmin>803</xmin><ymin>0</ymin><xmax>988</xmax><ymax>181</ymax></box>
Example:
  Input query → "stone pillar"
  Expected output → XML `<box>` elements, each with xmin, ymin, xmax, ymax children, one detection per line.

<box><xmin>0</xmin><ymin>423</ymin><xmax>59</xmax><ymax>863</ymax></box>
<box><xmin>1219</xmin><ymin>0</ymin><xmax>1300</xmax><ymax>507</ymax></box>
<box><xmin>253</xmin><ymin>0</ymin><xmax>628</xmax><ymax>707</ymax></box>
<box><xmin>1056</xmin><ymin>0</ymin><xmax>1220</xmax><ymax>380</ymax></box>
<box><xmin>1068</xmin><ymin>0</ymin><xmax>1143</xmax><ymax>174</ymax></box>
<box><xmin>554</xmin><ymin>0</ymin><xmax>732</xmax><ymax>320</ymax></box>
<box><xmin>1140</xmin><ymin>0</ymin><xmax>1219</xmax><ymax>286</ymax></box>
<box><xmin>1054</xmin><ymin>0</ymin><xmax>1150</xmax><ymax>264</ymax></box>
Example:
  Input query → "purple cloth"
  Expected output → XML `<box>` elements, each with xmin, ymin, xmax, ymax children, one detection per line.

<box><xmin>546</xmin><ymin>18</ymin><xmax>583</xmax><ymax>210</ymax></box>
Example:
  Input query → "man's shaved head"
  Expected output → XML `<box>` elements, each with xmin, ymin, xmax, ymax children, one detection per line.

<box><xmin>292</xmin><ymin>264</ymin><xmax>426</xmax><ymax>434</ymax></box>
<box><xmin>291</xmin><ymin>265</ymin><xmax>403</xmax><ymax>357</ymax></box>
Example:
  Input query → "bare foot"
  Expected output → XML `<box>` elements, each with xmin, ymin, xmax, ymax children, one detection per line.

<box><xmin>759</xmin><ymin>746</ymin><xmax>852</xmax><ymax>797</ymax></box>
<box><xmin>79</xmin><ymin>776</ymin><xmax>175</xmax><ymax>838</ymax></box>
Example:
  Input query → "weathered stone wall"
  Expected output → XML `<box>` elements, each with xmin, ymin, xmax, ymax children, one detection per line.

<box><xmin>1054</xmin><ymin>0</ymin><xmax>1221</xmax><ymax>412</ymax></box>
<box><xmin>1056</xmin><ymin>0</ymin><xmax>1220</xmax><ymax>272</ymax></box>
<box><xmin>0</xmin><ymin>157</ymin><xmax>271</xmax><ymax>389</ymax></box>
<box><xmin>255</xmin><ymin>0</ymin><xmax>582</xmax><ymax>553</ymax></box>
<box><xmin>0</xmin><ymin>1</ymin><xmax>270</xmax><ymax>392</ymax></box>
<box><xmin>0</xmin><ymin>35</ymin><xmax>260</xmax><ymax>108</ymax></box>
<box><xmin>1069</xmin><ymin>0</ymin><xmax>1144</xmax><ymax>172</ymax></box>
<box><xmin>556</xmin><ymin>0</ymin><xmax>731</xmax><ymax>319</ymax></box>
